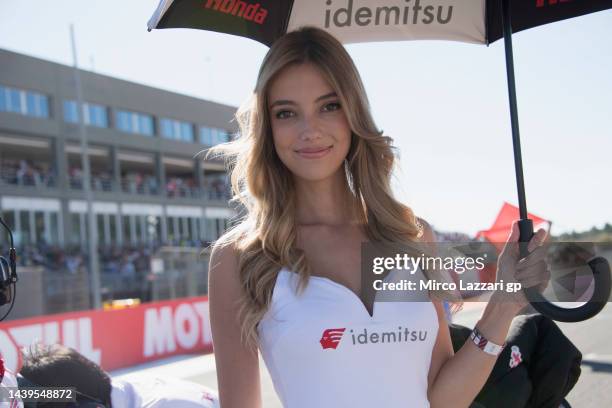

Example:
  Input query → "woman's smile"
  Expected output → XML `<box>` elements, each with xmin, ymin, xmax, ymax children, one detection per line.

<box><xmin>295</xmin><ymin>145</ymin><xmax>333</xmax><ymax>159</ymax></box>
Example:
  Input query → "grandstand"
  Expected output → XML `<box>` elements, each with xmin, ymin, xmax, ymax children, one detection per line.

<box><xmin>0</xmin><ymin>48</ymin><xmax>237</xmax><ymax>318</ymax></box>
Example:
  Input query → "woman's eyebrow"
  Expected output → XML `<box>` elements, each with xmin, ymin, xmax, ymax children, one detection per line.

<box><xmin>269</xmin><ymin>92</ymin><xmax>337</xmax><ymax>109</ymax></box>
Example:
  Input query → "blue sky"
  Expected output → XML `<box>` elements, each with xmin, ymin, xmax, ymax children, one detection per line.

<box><xmin>0</xmin><ymin>1</ymin><xmax>610</xmax><ymax>236</ymax></box>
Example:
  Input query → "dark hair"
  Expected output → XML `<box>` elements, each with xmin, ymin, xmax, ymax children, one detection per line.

<box><xmin>20</xmin><ymin>343</ymin><xmax>112</xmax><ymax>408</ymax></box>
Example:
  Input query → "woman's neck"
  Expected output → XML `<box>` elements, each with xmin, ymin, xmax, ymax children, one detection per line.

<box><xmin>294</xmin><ymin>172</ymin><xmax>360</xmax><ymax>227</ymax></box>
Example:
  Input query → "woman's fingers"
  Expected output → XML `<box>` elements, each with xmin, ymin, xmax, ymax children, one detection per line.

<box><xmin>515</xmin><ymin>260</ymin><xmax>551</xmax><ymax>288</ymax></box>
<box><xmin>517</xmin><ymin>241</ymin><xmax>550</xmax><ymax>269</ymax></box>
<box><xmin>500</xmin><ymin>226</ymin><xmax>546</xmax><ymax>264</ymax></box>
<box><xmin>527</xmin><ymin>228</ymin><xmax>547</xmax><ymax>251</ymax></box>
<box><xmin>515</xmin><ymin>259</ymin><xmax>547</xmax><ymax>276</ymax></box>
<box><xmin>500</xmin><ymin>221</ymin><xmax>520</xmax><ymax>257</ymax></box>
<box><xmin>507</xmin><ymin>221</ymin><xmax>520</xmax><ymax>242</ymax></box>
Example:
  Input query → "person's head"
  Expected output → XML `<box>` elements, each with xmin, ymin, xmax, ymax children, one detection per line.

<box><xmin>267</xmin><ymin>62</ymin><xmax>351</xmax><ymax>187</ymax></box>
<box><xmin>259</xmin><ymin>26</ymin><xmax>391</xmax><ymax>196</ymax></box>
<box><xmin>205</xmin><ymin>26</ymin><xmax>424</xmax><ymax>352</ymax></box>
<box><xmin>19</xmin><ymin>343</ymin><xmax>112</xmax><ymax>408</ymax></box>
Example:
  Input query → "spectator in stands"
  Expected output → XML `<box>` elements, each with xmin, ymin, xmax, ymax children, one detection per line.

<box><xmin>20</xmin><ymin>343</ymin><xmax>219</xmax><ymax>408</ymax></box>
<box><xmin>1</xmin><ymin>158</ymin><xmax>54</xmax><ymax>187</ymax></box>
<box><xmin>119</xmin><ymin>254</ymin><xmax>136</xmax><ymax>278</ymax></box>
<box><xmin>148</xmin><ymin>176</ymin><xmax>158</xmax><ymax>194</ymax></box>
<box><xmin>66</xmin><ymin>253</ymin><xmax>82</xmax><ymax>274</ymax></box>
<box><xmin>16</xmin><ymin>159</ymin><xmax>29</xmax><ymax>185</ymax></box>
<box><xmin>166</xmin><ymin>178</ymin><xmax>177</xmax><ymax>197</ymax></box>
<box><xmin>69</xmin><ymin>166</ymin><xmax>84</xmax><ymax>189</ymax></box>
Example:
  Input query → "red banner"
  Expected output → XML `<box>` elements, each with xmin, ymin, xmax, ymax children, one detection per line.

<box><xmin>0</xmin><ymin>296</ymin><xmax>213</xmax><ymax>374</ymax></box>
<box><xmin>475</xmin><ymin>202</ymin><xmax>551</xmax><ymax>251</ymax></box>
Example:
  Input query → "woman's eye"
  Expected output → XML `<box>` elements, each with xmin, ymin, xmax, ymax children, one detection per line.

<box><xmin>323</xmin><ymin>102</ymin><xmax>341</xmax><ymax>112</ymax></box>
<box><xmin>275</xmin><ymin>110</ymin><xmax>294</xmax><ymax>119</ymax></box>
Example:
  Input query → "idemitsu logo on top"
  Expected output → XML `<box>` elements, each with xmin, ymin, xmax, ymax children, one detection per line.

<box><xmin>324</xmin><ymin>0</ymin><xmax>454</xmax><ymax>28</ymax></box>
<box><xmin>202</xmin><ymin>0</ymin><xmax>269</xmax><ymax>24</ymax></box>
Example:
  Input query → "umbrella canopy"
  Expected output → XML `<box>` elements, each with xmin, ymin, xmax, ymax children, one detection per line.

<box><xmin>148</xmin><ymin>0</ymin><xmax>611</xmax><ymax>47</ymax></box>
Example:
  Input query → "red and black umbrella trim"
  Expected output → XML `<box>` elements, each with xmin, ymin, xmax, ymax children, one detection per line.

<box><xmin>156</xmin><ymin>0</ymin><xmax>295</xmax><ymax>47</ymax></box>
<box><xmin>486</xmin><ymin>0</ymin><xmax>612</xmax><ymax>45</ymax></box>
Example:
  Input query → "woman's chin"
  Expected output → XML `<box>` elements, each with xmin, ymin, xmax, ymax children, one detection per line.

<box><xmin>292</xmin><ymin>167</ymin><xmax>345</xmax><ymax>183</ymax></box>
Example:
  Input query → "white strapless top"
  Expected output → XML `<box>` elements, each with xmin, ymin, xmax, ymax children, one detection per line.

<box><xmin>257</xmin><ymin>265</ymin><xmax>439</xmax><ymax>408</ymax></box>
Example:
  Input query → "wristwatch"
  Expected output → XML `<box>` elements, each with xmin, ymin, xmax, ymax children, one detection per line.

<box><xmin>469</xmin><ymin>327</ymin><xmax>506</xmax><ymax>356</ymax></box>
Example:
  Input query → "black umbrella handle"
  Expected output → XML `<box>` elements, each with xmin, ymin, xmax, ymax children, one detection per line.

<box><xmin>518</xmin><ymin>218</ymin><xmax>611</xmax><ymax>322</ymax></box>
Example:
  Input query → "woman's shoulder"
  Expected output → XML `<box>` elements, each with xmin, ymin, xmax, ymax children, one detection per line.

<box><xmin>208</xmin><ymin>241</ymin><xmax>243</xmax><ymax>307</ymax></box>
<box><xmin>208</xmin><ymin>222</ymin><xmax>249</xmax><ymax>263</ymax></box>
<box><xmin>209</xmin><ymin>240</ymin><xmax>240</xmax><ymax>272</ymax></box>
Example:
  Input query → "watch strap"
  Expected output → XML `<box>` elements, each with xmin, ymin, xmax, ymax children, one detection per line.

<box><xmin>469</xmin><ymin>327</ymin><xmax>506</xmax><ymax>356</ymax></box>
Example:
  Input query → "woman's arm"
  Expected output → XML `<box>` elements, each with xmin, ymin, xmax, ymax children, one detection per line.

<box><xmin>421</xmin><ymin>218</ymin><xmax>548</xmax><ymax>408</ymax></box>
<box><xmin>427</xmin><ymin>295</ymin><xmax>520</xmax><ymax>408</ymax></box>
<box><xmin>208</xmin><ymin>243</ymin><xmax>262</xmax><ymax>408</ymax></box>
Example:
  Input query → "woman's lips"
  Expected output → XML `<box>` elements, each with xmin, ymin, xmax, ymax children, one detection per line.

<box><xmin>295</xmin><ymin>146</ymin><xmax>333</xmax><ymax>159</ymax></box>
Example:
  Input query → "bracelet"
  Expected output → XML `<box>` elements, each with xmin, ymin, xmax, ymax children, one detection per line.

<box><xmin>469</xmin><ymin>327</ymin><xmax>506</xmax><ymax>356</ymax></box>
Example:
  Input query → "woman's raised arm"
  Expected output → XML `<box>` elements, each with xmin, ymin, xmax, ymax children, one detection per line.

<box><xmin>424</xmin><ymin>220</ymin><xmax>549</xmax><ymax>407</ymax></box>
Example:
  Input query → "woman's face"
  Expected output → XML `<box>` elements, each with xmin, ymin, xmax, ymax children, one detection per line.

<box><xmin>267</xmin><ymin>63</ymin><xmax>352</xmax><ymax>183</ymax></box>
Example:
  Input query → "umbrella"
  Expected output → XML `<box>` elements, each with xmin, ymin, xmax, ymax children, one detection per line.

<box><xmin>147</xmin><ymin>0</ymin><xmax>612</xmax><ymax>322</ymax></box>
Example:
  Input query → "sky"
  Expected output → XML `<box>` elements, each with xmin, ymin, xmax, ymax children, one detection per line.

<box><xmin>0</xmin><ymin>1</ymin><xmax>610</xmax><ymax>236</ymax></box>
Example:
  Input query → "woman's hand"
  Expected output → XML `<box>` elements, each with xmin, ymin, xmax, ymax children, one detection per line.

<box><xmin>492</xmin><ymin>221</ymin><xmax>551</xmax><ymax>313</ymax></box>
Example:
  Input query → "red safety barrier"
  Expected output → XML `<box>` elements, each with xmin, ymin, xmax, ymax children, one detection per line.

<box><xmin>0</xmin><ymin>296</ymin><xmax>213</xmax><ymax>373</ymax></box>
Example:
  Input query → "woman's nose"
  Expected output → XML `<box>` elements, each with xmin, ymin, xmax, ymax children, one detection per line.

<box><xmin>298</xmin><ymin>115</ymin><xmax>323</xmax><ymax>140</ymax></box>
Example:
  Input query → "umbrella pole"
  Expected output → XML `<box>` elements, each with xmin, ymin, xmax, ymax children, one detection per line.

<box><xmin>501</xmin><ymin>0</ymin><xmax>534</xmax><ymax>245</ymax></box>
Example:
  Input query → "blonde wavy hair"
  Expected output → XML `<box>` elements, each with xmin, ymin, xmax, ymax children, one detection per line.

<box><xmin>205</xmin><ymin>26</ymin><xmax>432</xmax><ymax>353</ymax></box>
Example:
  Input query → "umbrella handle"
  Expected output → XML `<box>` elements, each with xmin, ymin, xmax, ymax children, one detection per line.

<box><xmin>518</xmin><ymin>219</ymin><xmax>612</xmax><ymax>322</ymax></box>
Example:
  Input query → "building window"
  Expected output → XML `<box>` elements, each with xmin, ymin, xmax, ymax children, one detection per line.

<box><xmin>63</xmin><ymin>100</ymin><xmax>109</xmax><ymax>128</ymax></box>
<box><xmin>116</xmin><ymin>109</ymin><xmax>154</xmax><ymax>136</ymax></box>
<box><xmin>199</xmin><ymin>126</ymin><xmax>230</xmax><ymax>146</ymax></box>
<box><xmin>0</xmin><ymin>84</ymin><xmax>49</xmax><ymax>118</ymax></box>
<box><xmin>160</xmin><ymin>118</ymin><xmax>194</xmax><ymax>142</ymax></box>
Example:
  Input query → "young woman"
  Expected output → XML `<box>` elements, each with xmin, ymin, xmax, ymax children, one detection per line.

<box><xmin>207</xmin><ymin>26</ymin><xmax>550</xmax><ymax>408</ymax></box>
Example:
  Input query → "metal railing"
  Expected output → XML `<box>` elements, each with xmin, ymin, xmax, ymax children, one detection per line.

<box><xmin>205</xmin><ymin>188</ymin><xmax>231</xmax><ymax>200</ymax></box>
<box><xmin>166</xmin><ymin>184</ymin><xmax>201</xmax><ymax>199</ymax></box>
<box><xmin>0</xmin><ymin>168</ymin><xmax>231</xmax><ymax>200</ymax></box>
<box><xmin>0</xmin><ymin>169</ymin><xmax>56</xmax><ymax>188</ymax></box>
<box><xmin>121</xmin><ymin>178</ymin><xmax>159</xmax><ymax>195</ymax></box>
<box><xmin>69</xmin><ymin>175</ymin><xmax>115</xmax><ymax>192</ymax></box>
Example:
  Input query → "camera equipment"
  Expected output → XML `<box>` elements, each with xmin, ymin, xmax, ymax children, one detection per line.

<box><xmin>0</xmin><ymin>216</ymin><xmax>18</xmax><ymax>321</ymax></box>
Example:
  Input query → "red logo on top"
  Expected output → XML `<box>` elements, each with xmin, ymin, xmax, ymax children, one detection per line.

<box><xmin>320</xmin><ymin>328</ymin><xmax>346</xmax><ymax>350</ymax></box>
<box><xmin>203</xmin><ymin>0</ymin><xmax>269</xmax><ymax>24</ymax></box>
<box><xmin>536</xmin><ymin>0</ymin><xmax>572</xmax><ymax>7</ymax></box>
